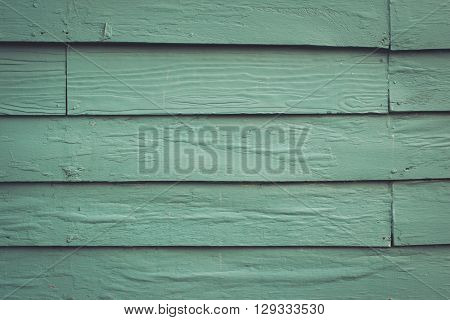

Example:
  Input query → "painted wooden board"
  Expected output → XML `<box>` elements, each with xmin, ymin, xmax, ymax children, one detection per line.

<box><xmin>391</xmin><ymin>115</ymin><xmax>450</xmax><ymax>180</ymax></box>
<box><xmin>67</xmin><ymin>45</ymin><xmax>388</xmax><ymax>115</ymax></box>
<box><xmin>1</xmin><ymin>115</ymin><xmax>449</xmax><ymax>182</ymax></box>
<box><xmin>0</xmin><ymin>182</ymin><xmax>391</xmax><ymax>247</ymax></box>
<box><xmin>390</xmin><ymin>0</ymin><xmax>450</xmax><ymax>50</ymax></box>
<box><xmin>390</xmin><ymin>51</ymin><xmax>450</xmax><ymax>112</ymax></box>
<box><xmin>1</xmin><ymin>247</ymin><xmax>449</xmax><ymax>299</ymax></box>
<box><xmin>393</xmin><ymin>181</ymin><xmax>450</xmax><ymax>245</ymax></box>
<box><xmin>0</xmin><ymin>0</ymin><xmax>389</xmax><ymax>47</ymax></box>
<box><xmin>0</xmin><ymin>115</ymin><xmax>393</xmax><ymax>182</ymax></box>
<box><xmin>0</xmin><ymin>44</ymin><xmax>65</xmax><ymax>115</ymax></box>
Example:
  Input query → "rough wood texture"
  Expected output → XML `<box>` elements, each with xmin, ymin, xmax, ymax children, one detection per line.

<box><xmin>390</xmin><ymin>51</ymin><xmax>450</xmax><ymax>112</ymax></box>
<box><xmin>68</xmin><ymin>45</ymin><xmax>388</xmax><ymax>115</ymax></box>
<box><xmin>0</xmin><ymin>44</ymin><xmax>65</xmax><ymax>115</ymax></box>
<box><xmin>1</xmin><ymin>247</ymin><xmax>449</xmax><ymax>299</ymax></box>
<box><xmin>393</xmin><ymin>181</ymin><xmax>450</xmax><ymax>246</ymax></box>
<box><xmin>0</xmin><ymin>0</ymin><xmax>389</xmax><ymax>47</ymax></box>
<box><xmin>0</xmin><ymin>182</ymin><xmax>391</xmax><ymax>247</ymax></box>
<box><xmin>0</xmin><ymin>115</ymin><xmax>448</xmax><ymax>182</ymax></box>
<box><xmin>392</xmin><ymin>115</ymin><xmax>450</xmax><ymax>180</ymax></box>
<box><xmin>391</xmin><ymin>0</ymin><xmax>450</xmax><ymax>50</ymax></box>
<box><xmin>0</xmin><ymin>115</ymin><xmax>392</xmax><ymax>182</ymax></box>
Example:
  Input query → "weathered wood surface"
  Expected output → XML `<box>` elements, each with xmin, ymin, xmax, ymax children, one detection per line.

<box><xmin>0</xmin><ymin>0</ymin><xmax>389</xmax><ymax>47</ymax></box>
<box><xmin>1</xmin><ymin>247</ymin><xmax>449</xmax><ymax>299</ymax></box>
<box><xmin>0</xmin><ymin>115</ymin><xmax>449</xmax><ymax>182</ymax></box>
<box><xmin>393</xmin><ymin>181</ymin><xmax>450</xmax><ymax>246</ymax></box>
<box><xmin>68</xmin><ymin>45</ymin><xmax>388</xmax><ymax>115</ymax></box>
<box><xmin>0</xmin><ymin>115</ymin><xmax>392</xmax><ymax>182</ymax></box>
<box><xmin>390</xmin><ymin>0</ymin><xmax>450</xmax><ymax>50</ymax></box>
<box><xmin>0</xmin><ymin>182</ymin><xmax>391</xmax><ymax>247</ymax></box>
<box><xmin>390</xmin><ymin>51</ymin><xmax>450</xmax><ymax>112</ymax></box>
<box><xmin>0</xmin><ymin>44</ymin><xmax>65</xmax><ymax>115</ymax></box>
<box><xmin>391</xmin><ymin>115</ymin><xmax>450</xmax><ymax>180</ymax></box>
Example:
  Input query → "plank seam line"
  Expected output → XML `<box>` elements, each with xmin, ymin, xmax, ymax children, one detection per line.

<box><xmin>65</xmin><ymin>44</ymin><xmax>68</xmax><ymax>116</ymax></box>
<box><xmin>1</xmin><ymin>178</ymin><xmax>450</xmax><ymax>186</ymax></box>
<box><xmin>388</xmin><ymin>0</ymin><xmax>392</xmax><ymax>50</ymax></box>
<box><xmin>2</xmin><ymin>111</ymin><xmax>450</xmax><ymax>118</ymax></box>
<box><xmin>390</xmin><ymin>181</ymin><xmax>394</xmax><ymax>247</ymax></box>
<box><xmin>387</xmin><ymin>0</ymin><xmax>392</xmax><ymax>114</ymax></box>
<box><xmin>2</xmin><ymin>112</ymin><xmax>450</xmax><ymax>119</ymax></box>
<box><xmin>1</xmin><ymin>245</ymin><xmax>450</xmax><ymax>249</ymax></box>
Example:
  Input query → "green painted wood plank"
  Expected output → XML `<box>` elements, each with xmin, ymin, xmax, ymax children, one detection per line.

<box><xmin>68</xmin><ymin>45</ymin><xmax>388</xmax><ymax>115</ymax></box>
<box><xmin>0</xmin><ymin>0</ymin><xmax>389</xmax><ymax>47</ymax></box>
<box><xmin>391</xmin><ymin>115</ymin><xmax>450</xmax><ymax>180</ymax></box>
<box><xmin>0</xmin><ymin>115</ymin><xmax>393</xmax><ymax>182</ymax></box>
<box><xmin>1</xmin><ymin>247</ymin><xmax>449</xmax><ymax>299</ymax></box>
<box><xmin>393</xmin><ymin>181</ymin><xmax>450</xmax><ymax>246</ymax></box>
<box><xmin>391</xmin><ymin>0</ymin><xmax>450</xmax><ymax>50</ymax></box>
<box><xmin>0</xmin><ymin>115</ymin><xmax>448</xmax><ymax>182</ymax></box>
<box><xmin>0</xmin><ymin>182</ymin><xmax>391</xmax><ymax>247</ymax></box>
<box><xmin>390</xmin><ymin>51</ymin><xmax>450</xmax><ymax>112</ymax></box>
<box><xmin>0</xmin><ymin>44</ymin><xmax>65</xmax><ymax>115</ymax></box>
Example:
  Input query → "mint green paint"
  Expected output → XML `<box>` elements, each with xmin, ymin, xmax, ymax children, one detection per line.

<box><xmin>0</xmin><ymin>0</ymin><xmax>389</xmax><ymax>47</ymax></box>
<box><xmin>390</xmin><ymin>51</ymin><xmax>450</xmax><ymax>111</ymax></box>
<box><xmin>391</xmin><ymin>0</ymin><xmax>450</xmax><ymax>50</ymax></box>
<box><xmin>1</xmin><ymin>115</ymin><xmax>449</xmax><ymax>182</ymax></box>
<box><xmin>0</xmin><ymin>0</ymin><xmax>449</xmax><ymax>301</ymax></box>
<box><xmin>0</xmin><ymin>182</ymin><xmax>391</xmax><ymax>247</ymax></box>
<box><xmin>1</xmin><ymin>247</ymin><xmax>449</xmax><ymax>299</ymax></box>
<box><xmin>0</xmin><ymin>115</ymin><xmax>392</xmax><ymax>182</ymax></box>
<box><xmin>68</xmin><ymin>45</ymin><xmax>388</xmax><ymax>115</ymax></box>
<box><xmin>394</xmin><ymin>181</ymin><xmax>450</xmax><ymax>245</ymax></box>
<box><xmin>391</xmin><ymin>115</ymin><xmax>450</xmax><ymax>180</ymax></box>
<box><xmin>0</xmin><ymin>44</ymin><xmax>65</xmax><ymax>115</ymax></box>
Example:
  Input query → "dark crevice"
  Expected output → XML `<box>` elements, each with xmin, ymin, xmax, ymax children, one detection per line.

<box><xmin>65</xmin><ymin>44</ymin><xmax>68</xmax><ymax>116</ymax></box>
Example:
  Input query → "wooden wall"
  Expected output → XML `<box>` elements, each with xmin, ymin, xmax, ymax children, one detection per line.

<box><xmin>0</xmin><ymin>0</ymin><xmax>449</xmax><ymax>299</ymax></box>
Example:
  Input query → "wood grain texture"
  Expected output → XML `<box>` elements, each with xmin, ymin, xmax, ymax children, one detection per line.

<box><xmin>393</xmin><ymin>181</ymin><xmax>450</xmax><ymax>246</ymax></box>
<box><xmin>1</xmin><ymin>114</ymin><xmax>449</xmax><ymax>182</ymax></box>
<box><xmin>391</xmin><ymin>0</ymin><xmax>450</xmax><ymax>50</ymax></box>
<box><xmin>0</xmin><ymin>115</ymin><xmax>393</xmax><ymax>182</ymax></box>
<box><xmin>1</xmin><ymin>247</ymin><xmax>449</xmax><ymax>299</ymax></box>
<box><xmin>68</xmin><ymin>45</ymin><xmax>388</xmax><ymax>115</ymax></box>
<box><xmin>390</xmin><ymin>51</ymin><xmax>450</xmax><ymax>112</ymax></box>
<box><xmin>392</xmin><ymin>114</ymin><xmax>450</xmax><ymax>180</ymax></box>
<box><xmin>0</xmin><ymin>0</ymin><xmax>389</xmax><ymax>47</ymax></box>
<box><xmin>0</xmin><ymin>182</ymin><xmax>391</xmax><ymax>247</ymax></box>
<box><xmin>0</xmin><ymin>44</ymin><xmax>65</xmax><ymax>115</ymax></box>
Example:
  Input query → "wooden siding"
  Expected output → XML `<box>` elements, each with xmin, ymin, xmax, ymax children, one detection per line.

<box><xmin>0</xmin><ymin>0</ymin><xmax>389</xmax><ymax>47</ymax></box>
<box><xmin>1</xmin><ymin>247</ymin><xmax>449</xmax><ymax>299</ymax></box>
<box><xmin>0</xmin><ymin>182</ymin><xmax>391</xmax><ymax>247</ymax></box>
<box><xmin>1</xmin><ymin>115</ymin><xmax>449</xmax><ymax>182</ymax></box>
<box><xmin>391</xmin><ymin>0</ymin><xmax>450</xmax><ymax>50</ymax></box>
<box><xmin>393</xmin><ymin>181</ymin><xmax>450</xmax><ymax>245</ymax></box>
<box><xmin>390</xmin><ymin>51</ymin><xmax>450</xmax><ymax>112</ymax></box>
<box><xmin>391</xmin><ymin>114</ymin><xmax>450</xmax><ymax>180</ymax></box>
<box><xmin>0</xmin><ymin>44</ymin><xmax>65</xmax><ymax>115</ymax></box>
<box><xmin>1</xmin><ymin>0</ymin><xmax>450</xmax><ymax>300</ymax></box>
<box><xmin>67</xmin><ymin>45</ymin><xmax>388</xmax><ymax>115</ymax></box>
<box><xmin>0</xmin><ymin>115</ymin><xmax>389</xmax><ymax>182</ymax></box>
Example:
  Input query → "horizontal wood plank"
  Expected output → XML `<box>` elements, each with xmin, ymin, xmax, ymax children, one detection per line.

<box><xmin>391</xmin><ymin>114</ymin><xmax>450</xmax><ymax>180</ymax></box>
<box><xmin>0</xmin><ymin>182</ymin><xmax>391</xmax><ymax>247</ymax></box>
<box><xmin>390</xmin><ymin>51</ymin><xmax>450</xmax><ymax>112</ymax></box>
<box><xmin>0</xmin><ymin>44</ymin><xmax>65</xmax><ymax>115</ymax></box>
<box><xmin>393</xmin><ymin>181</ymin><xmax>450</xmax><ymax>245</ymax></box>
<box><xmin>1</xmin><ymin>247</ymin><xmax>449</xmax><ymax>299</ymax></box>
<box><xmin>0</xmin><ymin>0</ymin><xmax>389</xmax><ymax>47</ymax></box>
<box><xmin>68</xmin><ymin>45</ymin><xmax>388</xmax><ymax>115</ymax></box>
<box><xmin>0</xmin><ymin>115</ymin><xmax>448</xmax><ymax>182</ymax></box>
<box><xmin>391</xmin><ymin>0</ymin><xmax>450</xmax><ymax>50</ymax></box>
<box><xmin>0</xmin><ymin>115</ymin><xmax>392</xmax><ymax>182</ymax></box>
